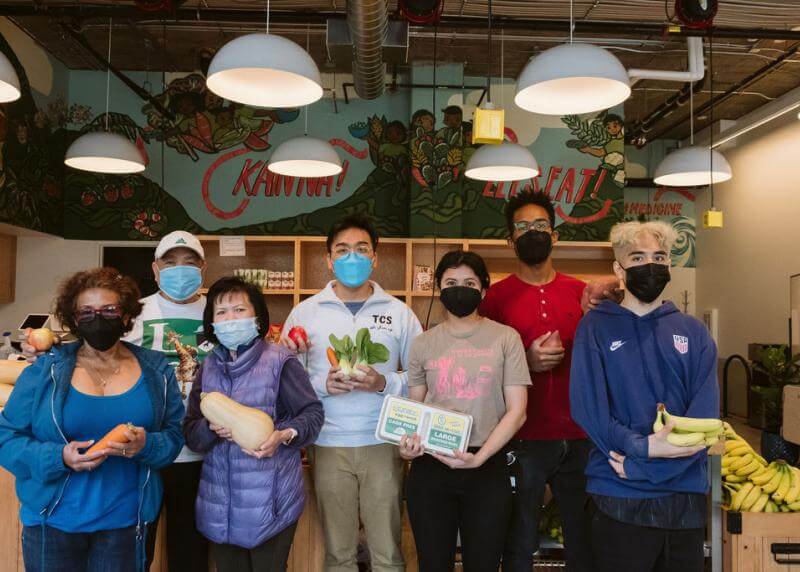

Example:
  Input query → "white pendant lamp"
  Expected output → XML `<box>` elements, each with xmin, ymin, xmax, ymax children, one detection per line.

<box><xmin>465</xmin><ymin>1</ymin><xmax>539</xmax><ymax>182</ymax></box>
<box><xmin>514</xmin><ymin>0</ymin><xmax>630</xmax><ymax>115</ymax></box>
<box><xmin>64</xmin><ymin>18</ymin><xmax>145</xmax><ymax>174</ymax></box>
<box><xmin>653</xmin><ymin>146</ymin><xmax>731</xmax><ymax>186</ymax></box>
<box><xmin>206</xmin><ymin>34</ymin><xmax>322</xmax><ymax>108</ymax></box>
<box><xmin>465</xmin><ymin>143</ymin><xmax>539</xmax><ymax>181</ymax></box>
<box><xmin>268</xmin><ymin>136</ymin><xmax>342</xmax><ymax>177</ymax></box>
<box><xmin>206</xmin><ymin>0</ymin><xmax>322</xmax><ymax>108</ymax></box>
<box><xmin>654</xmin><ymin>48</ymin><xmax>732</xmax><ymax>187</ymax></box>
<box><xmin>65</xmin><ymin>132</ymin><xmax>146</xmax><ymax>174</ymax></box>
<box><xmin>0</xmin><ymin>52</ymin><xmax>20</xmax><ymax>103</ymax></box>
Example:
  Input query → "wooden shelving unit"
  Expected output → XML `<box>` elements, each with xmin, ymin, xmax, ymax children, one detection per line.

<box><xmin>196</xmin><ymin>236</ymin><xmax>614</xmax><ymax>326</ymax></box>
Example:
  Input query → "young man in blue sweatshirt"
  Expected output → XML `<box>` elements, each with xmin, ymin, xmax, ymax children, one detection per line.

<box><xmin>570</xmin><ymin>220</ymin><xmax>718</xmax><ymax>572</ymax></box>
<box><xmin>281</xmin><ymin>214</ymin><xmax>422</xmax><ymax>572</ymax></box>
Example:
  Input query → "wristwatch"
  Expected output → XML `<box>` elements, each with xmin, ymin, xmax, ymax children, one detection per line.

<box><xmin>283</xmin><ymin>428</ymin><xmax>299</xmax><ymax>446</ymax></box>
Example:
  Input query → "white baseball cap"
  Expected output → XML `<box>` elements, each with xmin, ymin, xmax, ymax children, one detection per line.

<box><xmin>154</xmin><ymin>231</ymin><xmax>205</xmax><ymax>260</ymax></box>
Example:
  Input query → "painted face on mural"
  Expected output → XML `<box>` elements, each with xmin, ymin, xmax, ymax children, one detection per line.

<box><xmin>175</xmin><ymin>93</ymin><xmax>199</xmax><ymax>116</ymax></box>
<box><xmin>204</xmin><ymin>91</ymin><xmax>224</xmax><ymax>112</ymax></box>
<box><xmin>386</xmin><ymin>122</ymin><xmax>406</xmax><ymax>144</ymax></box>
<box><xmin>443</xmin><ymin>112</ymin><xmax>462</xmax><ymax>129</ymax></box>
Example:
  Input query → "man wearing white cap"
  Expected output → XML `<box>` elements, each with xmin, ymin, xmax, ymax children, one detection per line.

<box><xmin>127</xmin><ymin>230</ymin><xmax>211</xmax><ymax>571</ymax></box>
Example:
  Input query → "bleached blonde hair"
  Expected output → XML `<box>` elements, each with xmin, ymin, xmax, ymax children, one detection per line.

<box><xmin>610</xmin><ymin>220</ymin><xmax>677</xmax><ymax>259</ymax></box>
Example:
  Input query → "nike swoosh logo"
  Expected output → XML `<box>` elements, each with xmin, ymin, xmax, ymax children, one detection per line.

<box><xmin>610</xmin><ymin>341</ymin><xmax>626</xmax><ymax>352</ymax></box>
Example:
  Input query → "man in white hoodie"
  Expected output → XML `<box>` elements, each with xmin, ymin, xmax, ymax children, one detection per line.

<box><xmin>282</xmin><ymin>214</ymin><xmax>422</xmax><ymax>572</ymax></box>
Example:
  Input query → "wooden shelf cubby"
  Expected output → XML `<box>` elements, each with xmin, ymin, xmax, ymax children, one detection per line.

<box><xmin>194</xmin><ymin>236</ymin><xmax>614</xmax><ymax>327</ymax></box>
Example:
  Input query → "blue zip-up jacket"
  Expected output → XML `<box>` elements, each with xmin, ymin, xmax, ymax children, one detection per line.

<box><xmin>570</xmin><ymin>300</ymin><xmax>719</xmax><ymax>498</ymax></box>
<box><xmin>0</xmin><ymin>341</ymin><xmax>185</xmax><ymax>570</ymax></box>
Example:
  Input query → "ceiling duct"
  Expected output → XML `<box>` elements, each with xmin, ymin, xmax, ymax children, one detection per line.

<box><xmin>346</xmin><ymin>0</ymin><xmax>389</xmax><ymax>100</ymax></box>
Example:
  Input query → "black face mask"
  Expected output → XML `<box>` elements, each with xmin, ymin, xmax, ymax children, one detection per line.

<box><xmin>440</xmin><ymin>286</ymin><xmax>483</xmax><ymax>318</ymax></box>
<box><xmin>77</xmin><ymin>316</ymin><xmax>126</xmax><ymax>352</ymax></box>
<box><xmin>621</xmin><ymin>263</ymin><xmax>671</xmax><ymax>304</ymax></box>
<box><xmin>515</xmin><ymin>230</ymin><xmax>553</xmax><ymax>266</ymax></box>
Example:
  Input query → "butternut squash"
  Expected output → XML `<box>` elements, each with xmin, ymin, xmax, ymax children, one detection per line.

<box><xmin>0</xmin><ymin>361</ymin><xmax>29</xmax><ymax>385</ymax></box>
<box><xmin>0</xmin><ymin>383</ymin><xmax>13</xmax><ymax>406</ymax></box>
<box><xmin>200</xmin><ymin>392</ymin><xmax>275</xmax><ymax>450</ymax></box>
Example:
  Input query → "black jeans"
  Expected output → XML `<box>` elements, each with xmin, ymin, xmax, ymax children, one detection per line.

<box><xmin>590</xmin><ymin>507</ymin><xmax>705</xmax><ymax>572</ymax></box>
<box><xmin>211</xmin><ymin>522</ymin><xmax>298</xmax><ymax>572</ymax></box>
<box><xmin>503</xmin><ymin>439</ymin><xmax>592</xmax><ymax>572</ymax></box>
<box><xmin>145</xmin><ymin>461</ymin><xmax>208</xmax><ymax>571</ymax></box>
<box><xmin>23</xmin><ymin>525</ymin><xmax>137</xmax><ymax>572</ymax></box>
<box><xmin>406</xmin><ymin>450</ymin><xmax>512</xmax><ymax>572</ymax></box>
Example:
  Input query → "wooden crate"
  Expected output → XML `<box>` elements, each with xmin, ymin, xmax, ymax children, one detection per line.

<box><xmin>723</xmin><ymin>509</ymin><xmax>800</xmax><ymax>571</ymax></box>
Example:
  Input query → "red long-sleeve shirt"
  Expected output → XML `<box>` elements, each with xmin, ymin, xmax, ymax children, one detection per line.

<box><xmin>480</xmin><ymin>273</ymin><xmax>587</xmax><ymax>440</ymax></box>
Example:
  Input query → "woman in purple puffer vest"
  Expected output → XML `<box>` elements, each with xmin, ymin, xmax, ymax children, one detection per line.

<box><xmin>183</xmin><ymin>277</ymin><xmax>324</xmax><ymax>571</ymax></box>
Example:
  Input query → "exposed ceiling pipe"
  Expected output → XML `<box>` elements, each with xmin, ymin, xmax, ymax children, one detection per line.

<box><xmin>60</xmin><ymin>22</ymin><xmax>175</xmax><ymax>121</ymax></box>
<box><xmin>643</xmin><ymin>39</ymin><xmax>800</xmax><ymax>142</ymax></box>
<box><xmin>347</xmin><ymin>0</ymin><xmax>388</xmax><ymax>99</ymax></box>
<box><xmin>628</xmin><ymin>36</ymin><xmax>704</xmax><ymax>85</ymax></box>
<box><xmin>5</xmin><ymin>5</ymin><xmax>800</xmax><ymax>41</ymax></box>
<box><xmin>628</xmin><ymin>77</ymin><xmax>705</xmax><ymax>144</ymax></box>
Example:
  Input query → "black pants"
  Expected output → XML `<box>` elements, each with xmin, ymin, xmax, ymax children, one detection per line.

<box><xmin>145</xmin><ymin>461</ymin><xmax>208</xmax><ymax>571</ymax></box>
<box><xmin>211</xmin><ymin>522</ymin><xmax>298</xmax><ymax>572</ymax></box>
<box><xmin>503</xmin><ymin>439</ymin><xmax>592</xmax><ymax>572</ymax></box>
<box><xmin>406</xmin><ymin>451</ymin><xmax>512</xmax><ymax>572</ymax></box>
<box><xmin>590</xmin><ymin>507</ymin><xmax>705</xmax><ymax>572</ymax></box>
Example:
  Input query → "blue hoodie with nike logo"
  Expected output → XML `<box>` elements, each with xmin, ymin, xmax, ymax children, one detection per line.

<box><xmin>569</xmin><ymin>300</ymin><xmax>719</xmax><ymax>499</ymax></box>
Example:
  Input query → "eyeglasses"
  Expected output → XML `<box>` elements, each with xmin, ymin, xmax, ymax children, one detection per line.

<box><xmin>512</xmin><ymin>219</ymin><xmax>551</xmax><ymax>233</ymax></box>
<box><xmin>332</xmin><ymin>245</ymin><xmax>373</xmax><ymax>258</ymax></box>
<box><xmin>75</xmin><ymin>304</ymin><xmax>123</xmax><ymax>324</ymax></box>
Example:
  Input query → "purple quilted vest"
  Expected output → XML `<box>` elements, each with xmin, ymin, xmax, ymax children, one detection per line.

<box><xmin>195</xmin><ymin>339</ymin><xmax>304</xmax><ymax>548</ymax></box>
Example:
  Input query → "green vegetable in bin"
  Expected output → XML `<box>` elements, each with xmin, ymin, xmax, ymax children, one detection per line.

<box><xmin>329</xmin><ymin>328</ymin><xmax>390</xmax><ymax>378</ymax></box>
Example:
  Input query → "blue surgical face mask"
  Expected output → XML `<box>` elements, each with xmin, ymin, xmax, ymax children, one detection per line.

<box><xmin>158</xmin><ymin>265</ymin><xmax>203</xmax><ymax>302</ymax></box>
<box><xmin>212</xmin><ymin>317</ymin><xmax>259</xmax><ymax>351</ymax></box>
<box><xmin>333</xmin><ymin>252</ymin><xmax>374</xmax><ymax>288</ymax></box>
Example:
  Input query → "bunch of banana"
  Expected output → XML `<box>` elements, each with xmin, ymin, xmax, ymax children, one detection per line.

<box><xmin>720</xmin><ymin>423</ymin><xmax>800</xmax><ymax>513</ymax></box>
<box><xmin>653</xmin><ymin>403</ymin><xmax>723</xmax><ymax>446</ymax></box>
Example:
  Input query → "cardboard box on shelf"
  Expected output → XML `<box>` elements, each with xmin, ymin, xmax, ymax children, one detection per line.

<box><xmin>413</xmin><ymin>265</ymin><xmax>433</xmax><ymax>291</ymax></box>
<box><xmin>782</xmin><ymin>384</ymin><xmax>800</xmax><ymax>445</ymax></box>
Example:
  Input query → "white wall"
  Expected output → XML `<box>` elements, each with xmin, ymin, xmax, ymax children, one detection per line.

<box><xmin>696</xmin><ymin>113</ymin><xmax>800</xmax><ymax>359</ymax></box>
<box><xmin>0</xmin><ymin>236</ymin><xmax>100</xmax><ymax>334</ymax></box>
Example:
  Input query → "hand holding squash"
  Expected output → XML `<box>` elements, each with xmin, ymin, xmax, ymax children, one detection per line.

<box><xmin>104</xmin><ymin>425</ymin><xmax>147</xmax><ymax>458</ymax></box>
<box><xmin>200</xmin><ymin>392</ymin><xmax>274</xmax><ymax>450</ymax></box>
<box><xmin>209</xmin><ymin>423</ymin><xmax>234</xmax><ymax>441</ymax></box>
<box><xmin>63</xmin><ymin>440</ymin><xmax>108</xmax><ymax>472</ymax></box>
<box><xmin>242</xmin><ymin>429</ymin><xmax>293</xmax><ymax>459</ymax></box>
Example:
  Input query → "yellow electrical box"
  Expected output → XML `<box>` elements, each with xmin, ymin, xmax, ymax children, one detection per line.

<box><xmin>703</xmin><ymin>209</ymin><xmax>724</xmax><ymax>229</ymax></box>
<box><xmin>472</xmin><ymin>106</ymin><xmax>505</xmax><ymax>145</ymax></box>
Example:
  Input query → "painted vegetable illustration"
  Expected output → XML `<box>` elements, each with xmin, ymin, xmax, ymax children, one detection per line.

<box><xmin>328</xmin><ymin>328</ymin><xmax>390</xmax><ymax>378</ymax></box>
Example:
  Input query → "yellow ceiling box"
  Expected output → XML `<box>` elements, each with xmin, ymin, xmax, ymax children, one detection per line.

<box><xmin>472</xmin><ymin>105</ymin><xmax>505</xmax><ymax>145</ymax></box>
<box><xmin>703</xmin><ymin>208</ymin><xmax>724</xmax><ymax>229</ymax></box>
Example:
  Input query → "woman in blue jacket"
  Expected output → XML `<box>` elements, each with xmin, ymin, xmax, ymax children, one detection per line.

<box><xmin>0</xmin><ymin>268</ymin><xmax>184</xmax><ymax>572</ymax></box>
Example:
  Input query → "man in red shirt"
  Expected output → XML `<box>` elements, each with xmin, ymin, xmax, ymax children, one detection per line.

<box><xmin>481</xmin><ymin>190</ymin><xmax>616</xmax><ymax>572</ymax></box>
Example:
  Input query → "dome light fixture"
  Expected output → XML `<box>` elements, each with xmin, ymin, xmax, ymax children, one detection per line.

<box><xmin>0</xmin><ymin>51</ymin><xmax>20</xmax><ymax>103</ymax></box>
<box><xmin>65</xmin><ymin>132</ymin><xmax>146</xmax><ymax>174</ymax></box>
<box><xmin>465</xmin><ymin>143</ymin><xmax>539</xmax><ymax>182</ymax></box>
<box><xmin>64</xmin><ymin>18</ymin><xmax>145</xmax><ymax>174</ymax></box>
<box><xmin>653</xmin><ymin>146</ymin><xmax>731</xmax><ymax>186</ymax></box>
<box><xmin>514</xmin><ymin>43</ymin><xmax>631</xmax><ymax>116</ymax></box>
<box><xmin>268</xmin><ymin>136</ymin><xmax>342</xmax><ymax>178</ymax></box>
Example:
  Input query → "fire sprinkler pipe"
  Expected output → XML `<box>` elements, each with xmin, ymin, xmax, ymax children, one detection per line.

<box><xmin>628</xmin><ymin>37</ymin><xmax>704</xmax><ymax>85</ymax></box>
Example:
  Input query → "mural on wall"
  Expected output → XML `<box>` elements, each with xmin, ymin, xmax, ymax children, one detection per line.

<box><xmin>0</xmin><ymin>33</ymin><xmax>66</xmax><ymax>235</ymax></box>
<box><xmin>625</xmin><ymin>186</ymin><xmax>696</xmax><ymax>268</ymax></box>
<box><xmin>0</xmin><ymin>34</ymin><xmax>626</xmax><ymax>241</ymax></box>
